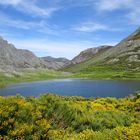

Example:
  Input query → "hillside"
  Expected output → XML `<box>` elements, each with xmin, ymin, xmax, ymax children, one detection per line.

<box><xmin>64</xmin><ymin>27</ymin><xmax>140</xmax><ymax>73</ymax></box>
<box><xmin>0</xmin><ymin>37</ymin><xmax>71</xmax><ymax>73</ymax></box>
<box><xmin>0</xmin><ymin>37</ymin><xmax>49</xmax><ymax>73</ymax></box>
<box><xmin>71</xmin><ymin>45</ymin><xmax>113</xmax><ymax>64</ymax></box>
<box><xmin>42</xmin><ymin>56</ymin><xmax>70</xmax><ymax>70</ymax></box>
<box><xmin>101</xmin><ymin>27</ymin><xmax>140</xmax><ymax>68</ymax></box>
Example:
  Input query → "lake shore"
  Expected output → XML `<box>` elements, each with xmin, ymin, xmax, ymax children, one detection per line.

<box><xmin>0</xmin><ymin>70</ymin><xmax>73</xmax><ymax>88</ymax></box>
<box><xmin>0</xmin><ymin>79</ymin><xmax>140</xmax><ymax>98</ymax></box>
<box><xmin>0</xmin><ymin>70</ymin><xmax>140</xmax><ymax>88</ymax></box>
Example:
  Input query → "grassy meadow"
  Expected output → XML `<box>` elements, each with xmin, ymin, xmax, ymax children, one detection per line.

<box><xmin>0</xmin><ymin>68</ymin><xmax>140</xmax><ymax>88</ymax></box>
<box><xmin>0</xmin><ymin>70</ymin><xmax>72</xmax><ymax>88</ymax></box>
<box><xmin>0</xmin><ymin>60</ymin><xmax>140</xmax><ymax>88</ymax></box>
<box><xmin>66</xmin><ymin>63</ymin><xmax>140</xmax><ymax>80</ymax></box>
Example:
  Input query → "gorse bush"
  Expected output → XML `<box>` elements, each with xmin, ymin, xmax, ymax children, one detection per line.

<box><xmin>0</xmin><ymin>93</ymin><xmax>140</xmax><ymax>139</ymax></box>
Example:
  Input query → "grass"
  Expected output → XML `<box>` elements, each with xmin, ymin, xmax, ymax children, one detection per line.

<box><xmin>68</xmin><ymin>63</ymin><xmax>140</xmax><ymax>80</ymax></box>
<box><xmin>72</xmin><ymin>71</ymin><xmax>140</xmax><ymax>80</ymax></box>
<box><xmin>1</xmin><ymin>69</ymin><xmax>140</xmax><ymax>88</ymax></box>
<box><xmin>0</xmin><ymin>63</ymin><xmax>140</xmax><ymax>88</ymax></box>
<box><xmin>0</xmin><ymin>70</ymin><xmax>72</xmax><ymax>88</ymax></box>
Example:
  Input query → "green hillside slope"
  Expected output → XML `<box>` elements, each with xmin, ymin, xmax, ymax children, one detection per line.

<box><xmin>63</xmin><ymin>28</ymin><xmax>140</xmax><ymax>80</ymax></box>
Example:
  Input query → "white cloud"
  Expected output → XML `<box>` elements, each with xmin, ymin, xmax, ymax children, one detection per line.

<box><xmin>96</xmin><ymin>0</ymin><xmax>133</xmax><ymax>11</ymax></box>
<box><xmin>0</xmin><ymin>13</ymin><xmax>59</xmax><ymax>35</ymax></box>
<box><xmin>73</xmin><ymin>22</ymin><xmax>108</xmax><ymax>32</ymax></box>
<box><xmin>0</xmin><ymin>1</ymin><xmax>61</xmax><ymax>35</ymax></box>
<box><xmin>0</xmin><ymin>0</ymin><xmax>59</xmax><ymax>18</ymax></box>
<box><xmin>8</xmin><ymin>39</ymin><xmax>94</xmax><ymax>59</ymax></box>
<box><xmin>73</xmin><ymin>22</ymin><xmax>117</xmax><ymax>32</ymax></box>
<box><xmin>0</xmin><ymin>0</ymin><xmax>21</xmax><ymax>5</ymax></box>
<box><xmin>18</xmin><ymin>2</ymin><xmax>60</xmax><ymax>17</ymax></box>
<box><xmin>0</xmin><ymin>14</ymin><xmax>36</xmax><ymax>29</ymax></box>
<box><xmin>96</xmin><ymin>0</ymin><xmax>140</xmax><ymax>24</ymax></box>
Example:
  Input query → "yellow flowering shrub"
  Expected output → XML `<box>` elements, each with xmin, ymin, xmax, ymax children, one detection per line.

<box><xmin>0</xmin><ymin>93</ymin><xmax>140</xmax><ymax>140</ymax></box>
<box><xmin>114</xmin><ymin>123</ymin><xmax>140</xmax><ymax>140</ymax></box>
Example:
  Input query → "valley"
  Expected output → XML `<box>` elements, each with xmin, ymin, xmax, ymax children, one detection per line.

<box><xmin>1</xmin><ymin>27</ymin><xmax>140</xmax><ymax>88</ymax></box>
<box><xmin>0</xmin><ymin>1</ymin><xmax>140</xmax><ymax>139</ymax></box>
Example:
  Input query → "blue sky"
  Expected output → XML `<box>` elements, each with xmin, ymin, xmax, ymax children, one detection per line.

<box><xmin>0</xmin><ymin>0</ymin><xmax>140</xmax><ymax>59</ymax></box>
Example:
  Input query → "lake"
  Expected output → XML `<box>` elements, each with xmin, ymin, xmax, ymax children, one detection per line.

<box><xmin>0</xmin><ymin>79</ymin><xmax>140</xmax><ymax>98</ymax></box>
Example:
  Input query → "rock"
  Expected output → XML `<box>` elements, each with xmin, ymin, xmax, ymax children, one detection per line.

<box><xmin>127</xmin><ymin>55</ymin><xmax>139</xmax><ymax>62</ymax></box>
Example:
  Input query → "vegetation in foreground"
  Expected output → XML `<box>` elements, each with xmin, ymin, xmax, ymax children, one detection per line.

<box><xmin>0</xmin><ymin>70</ymin><xmax>72</xmax><ymax>88</ymax></box>
<box><xmin>0</xmin><ymin>93</ymin><xmax>140</xmax><ymax>140</ymax></box>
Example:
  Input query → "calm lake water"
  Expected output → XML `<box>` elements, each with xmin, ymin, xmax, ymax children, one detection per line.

<box><xmin>0</xmin><ymin>79</ymin><xmax>140</xmax><ymax>98</ymax></box>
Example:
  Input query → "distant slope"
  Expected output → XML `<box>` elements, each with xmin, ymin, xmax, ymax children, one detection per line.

<box><xmin>63</xmin><ymin>45</ymin><xmax>113</xmax><ymax>72</ymax></box>
<box><xmin>71</xmin><ymin>45</ymin><xmax>113</xmax><ymax>64</ymax></box>
<box><xmin>42</xmin><ymin>56</ymin><xmax>70</xmax><ymax>70</ymax></box>
<box><xmin>64</xmin><ymin>27</ymin><xmax>140</xmax><ymax>72</ymax></box>
<box><xmin>0</xmin><ymin>37</ymin><xmax>48</xmax><ymax>72</ymax></box>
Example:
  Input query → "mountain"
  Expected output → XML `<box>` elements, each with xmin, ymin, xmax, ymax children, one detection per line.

<box><xmin>0</xmin><ymin>37</ymin><xmax>49</xmax><ymax>73</ymax></box>
<box><xmin>64</xmin><ymin>27</ymin><xmax>140</xmax><ymax>72</ymax></box>
<box><xmin>1</xmin><ymin>27</ymin><xmax>140</xmax><ymax>73</ymax></box>
<box><xmin>99</xmin><ymin>27</ymin><xmax>140</xmax><ymax>65</ymax></box>
<box><xmin>63</xmin><ymin>45</ymin><xmax>113</xmax><ymax>71</ymax></box>
<box><xmin>42</xmin><ymin>56</ymin><xmax>70</xmax><ymax>70</ymax></box>
<box><xmin>71</xmin><ymin>45</ymin><xmax>113</xmax><ymax>64</ymax></box>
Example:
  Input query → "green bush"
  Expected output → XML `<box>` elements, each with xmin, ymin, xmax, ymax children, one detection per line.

<box><xmin>0</xmin><ymin>93</ymin><xmax>140</xmax><ymax>139</ymax></box>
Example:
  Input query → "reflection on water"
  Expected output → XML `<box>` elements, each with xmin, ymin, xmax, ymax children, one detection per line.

<box><xmin>0</xmin><ymin>79</ymin><xmax>140</xmax><ymax>98</ymax></box>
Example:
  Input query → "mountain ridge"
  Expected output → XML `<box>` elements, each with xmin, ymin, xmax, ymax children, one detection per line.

<box><xmin>0</xmin><ymin>37</ymin><xmax>71</xmax><ymax>73</ymax></box>
<box><xmin>0</xmin><ymin>27</ymin><xmax>140</xmax><ymax>73</ymax></box>
<box><xmin>0</xmin><ymin>37</ymin><xmax>48</xmax><ymax>73</ymax></box>
<box><xmin>63</xmin><ymin>27</ymin><xmax>140</xmax><ymax>72</ymax></box>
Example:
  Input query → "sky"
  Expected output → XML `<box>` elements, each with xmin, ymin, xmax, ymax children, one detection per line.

<box><xmin>0</xmin><ymin>0</ymin><xmax>140</xmax><ymax>59</ymax></box>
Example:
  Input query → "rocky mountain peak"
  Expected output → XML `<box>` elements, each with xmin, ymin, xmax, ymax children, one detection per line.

<box><xmin>0</xmin><ymin>37</ymin><xmax>49</xmax><ymax>73</ymax></box>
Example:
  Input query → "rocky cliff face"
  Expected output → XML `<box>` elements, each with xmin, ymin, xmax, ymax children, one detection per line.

<box><xmin>42</xmin><ymin>56</ymin><xmax>70</xmax><ymax>70</ymax></box>
<box><xmin>102</xmin><ymin>27</ymin><xmax>140</xmax><ymax>65</ymax></box>
<box><xmin>0</xmin><ymin>37</ymin><xmax>48</xmax><ymax>72</ymax></box>
<box><xmin>71</xmin><ymin>45</ymin><xmax>113</xmax><ymax>64</ymax></box>
<box><xmin>78</xmin><ymin>27</ymin><xmax>140</xmax><ymax>65</ymax></box>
